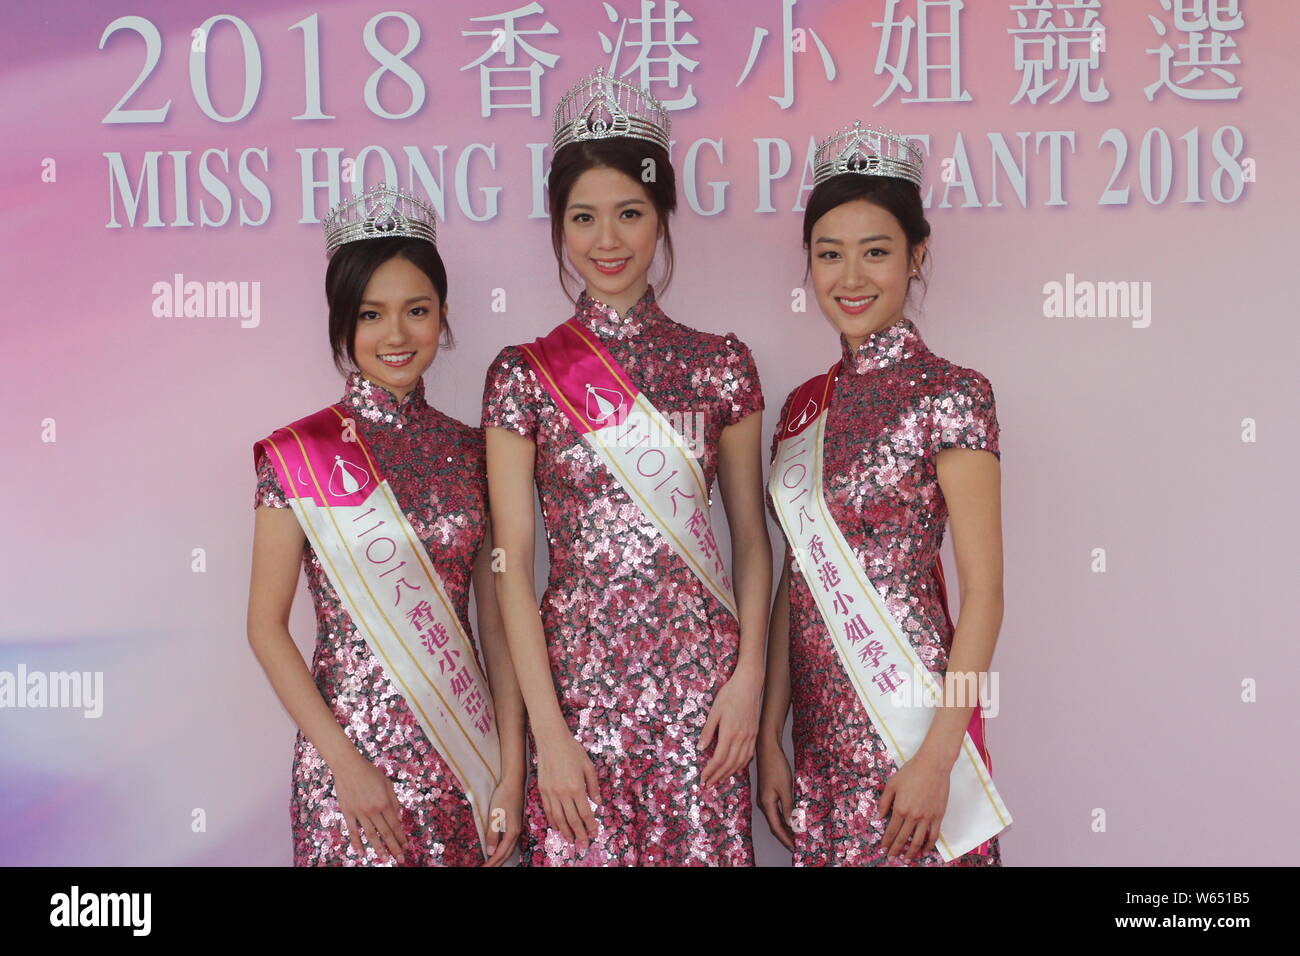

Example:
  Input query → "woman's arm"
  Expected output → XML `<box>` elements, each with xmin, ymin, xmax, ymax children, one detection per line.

<box><xmin>473</xmin><ymin>525</ymin><xmax>526</xmax><ymax>783</ymax></box>
<box><xmin>247</xmin><ymin>507</ymin><xmax>367</xmax><ymax>771</ymax></box>
<box><xmin>246</xmin><ymin>505</ymin><xmax>407</xmax><ymax>862</ymax></box>
<box><xmin>876</xmin><ymin>446</ymin><xmax>1003</xmax><ymax>858</ymax></box>
<box><xmin>756</xmin><ymin>550</ymin><xmax>795</xmax><ymax>849</ymax></box>
<box><xmin>471</xmin><ymin>524</ymin><xmax>526</xmax><ymax>864</ymax></box>
<box><xmin>758</xmin><ymin>550</ymin><xmax>793</xmax><ymax>750</ymax></box>
<box><xmin>699</xmin><ymin>409</ymin><xmax>773</xmax><ymax>787</ymax></box>
<box><xmin>484</xmin><ymin>425</ymin><xmax>600</xmax><ymax>849</ymax></box>
<box><xmin>919</xmin><ymin>446</ymin><xmax>1004</xmax><ymax>764</ymax></box>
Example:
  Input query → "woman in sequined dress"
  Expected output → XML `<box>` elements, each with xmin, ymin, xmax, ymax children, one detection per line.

<box><xmin>756</xmin><ymin>132</ymin><xmax>1007</xmax><ymax>867</ymax></box>
<box><xmin>247</xmin><ymin>229</ymin><xmax>525</xmax><ymax>866</ymax></box>
<box><xmin>481</xmin><ymin>73</ymin><xmax>772</xmax><ymax>866</ymax></box>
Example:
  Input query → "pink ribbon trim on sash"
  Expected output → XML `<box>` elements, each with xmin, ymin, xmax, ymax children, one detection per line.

<box><xmin>253</xmin><ymin>405</ymin><xmax>380</xmax><ymax>508</ymax></box>
<box><xmin>517</xmin><ymin>319</ymin><xmax>640</xmax><ymax>433</ymax></box>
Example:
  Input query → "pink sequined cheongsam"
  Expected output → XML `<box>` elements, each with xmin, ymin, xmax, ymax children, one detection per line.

<box><xmin>766</xmin><ymin>316</ymin><xmax>1004</xmax><ymax>867</ymax></box>
<box><xmin>253</xmin><ymin>370</ymin><xmax>489</xmax><ymax>866</ymax></box>
<box><xmin>481</xmin><ymin>284</ymin><xmax>763</xmax><ymax>866</ymax></box>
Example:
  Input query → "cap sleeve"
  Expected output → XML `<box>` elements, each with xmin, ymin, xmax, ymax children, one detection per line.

<box><xmin>932</xmin><ymin>368</ymin><xmax>1000</xmax><ymax>460</ymax></box>
<box><xmin>253</xmin><ymin>448</ymin><xmax>290</xmax><ymax>509</ymax></box>
<box><xmin>720</xmin><ymin>333</ymin><xmax>765</xmax><ymax>427</ymax></box>
<box><xmin>481</xmin><ymin>345</ymin><xmax>542</xmax><ymax>441</ymax></box>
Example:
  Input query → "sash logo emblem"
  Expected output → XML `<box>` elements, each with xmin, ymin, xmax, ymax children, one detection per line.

<box><xmin>585</xmin><ymin>383</ymin><xmax>624</xmax><ymax>423</ymax></box>
<box><xmin>790</xmin><ymin>397</ymin><xmax>818</xmax><ymax>431</ymax></box>
<box><xmin>328</xmin><ymin>454</ymin><xmax>370</xmax><ymax>497</ymax></box>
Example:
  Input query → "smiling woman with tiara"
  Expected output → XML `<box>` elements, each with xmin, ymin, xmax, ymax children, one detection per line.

<box><xmin>482</xmin><ymin>68</ymin><xmax>772</xmax><ymax>866</ymax></box>
<box><xmin>758</xmin><ymin>122</ymin><xmax>1013</xmax><ymax>866</ymax></box>
<box><xmin>246</xmin><ymin>184</ymin><xmax>525</xmax><ymax>866</ymax></box>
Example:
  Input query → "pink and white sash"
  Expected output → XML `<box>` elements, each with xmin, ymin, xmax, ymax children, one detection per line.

<box><xmin>770</xmin><ymin>364</ymin><xmax>1012</xmax><ymax>861</ymax></box>
<box><xmin>254</xmin><ymin>404</ymin><xmax>501</xmax><ymax>853</ymax></box>
<box><xmin>517</xmin><ymin>319</ymin><xmax>738</xmax><ymax>618</ymax></box>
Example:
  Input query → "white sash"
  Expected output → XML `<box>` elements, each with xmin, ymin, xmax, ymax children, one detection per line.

<box><xmin>519</xmin><ymin>319</ymin><xmax>738</xmax><ymax>617</ymax></box>
<box><xmin>770</xmin><ymin>370</ymin><xmax>1011</xmax><ymax>860</ymax></box>
<box><xmin>256</xmin><ymin>405</ymin><xmax>501</xmax><ymax>855</ymax></box>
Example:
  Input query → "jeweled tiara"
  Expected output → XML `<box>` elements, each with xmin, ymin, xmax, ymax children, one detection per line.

<box><xmin>322</xmin><ymin>183</ymin><xmax>437</xmax><ymax>256</ymax></box>
<box><xmin>812</xmin><ymin>120</ymin><xmax>924</xmax><ymax>189</ymax></box>
<box><xmin>552</xmin><ymin>66</ymin><xmax>671</xmax><ymax>153</ymax></box>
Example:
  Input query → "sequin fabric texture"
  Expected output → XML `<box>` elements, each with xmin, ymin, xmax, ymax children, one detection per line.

<box><xmin>766</xmin><ymin>316</ymin><xmax>1004</xmax><ymax>867</ymax></box>
<box><xmin>482</xmin><ymin>284</ymin><xmax>763</xmax><ymax>866</ymax></box>
<box><xmin>254</xmin><ymin>370</ymin><xmax>489</xmax><ymax>866</ymax></box>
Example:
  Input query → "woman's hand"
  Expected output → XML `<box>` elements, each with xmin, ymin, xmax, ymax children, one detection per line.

<box><xmin>535</xmin><ymin>734</ymin><xmax>602</xmax><ymax>850</ymax></box>
<box><xmin>331</xmin><ymin>753</ymin><xmax>409</xmax><ymax>864</ymax></box>
<box><xmin>482</xmin><ymin>775</ymin><xmax>524</xmax><ymax>866</ymax></box>
<box><xmin>699</xmin><ymin>666</ymin><xmax>762</xmax><ymax>787</ymax></box>
<box><xmin>757</xmin><ymin>739</ymin><xmax>796</xmax><ymax>851</ymax></box>
<box><xmin>876</xmin><ymin>749</ymin><xmax>952</xmax><ymax>860</ymax></box>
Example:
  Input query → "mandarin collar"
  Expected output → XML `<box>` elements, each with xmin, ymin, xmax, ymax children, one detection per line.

<box><xmin>839</xmin><ymin>316</ymin><xmax>925</xmax><ymax>375</ymax></box>
<box><xmin>572</xmin><ymin>283</ymin><xmax>663</xmax><ymax>339</ymax></box>
<box><xmin>340</xmin><ymin>369</ymin><xmax>427</xmax><ymax>429</ymax></box>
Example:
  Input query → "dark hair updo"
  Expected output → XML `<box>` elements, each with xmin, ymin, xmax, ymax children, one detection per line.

<box><xmin>802</xmin><ymin>174</ymin><xmax>932</xmax><ymax>303</ymax></box>
<box><xmin>547</xmin><ymin>137</ymin><xmax>677</xmax><ymax>302</ymax></box>
<box><xmin>325</xmin><ymin>236</ymin><xmax>452</xmax><ymax>376</ymax></box>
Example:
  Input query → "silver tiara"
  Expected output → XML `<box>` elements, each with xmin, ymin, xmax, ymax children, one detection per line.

<box><xmin>552</xmin><ymin>66</ymin><xmax>671</xmax><ymax>153</ymax></box>
<box><xmin>813</xmin><ymin>121</ymin><xmax>924</xmax><ymax>189</ymax></box>
<box><xmin>322</xmin><ymin>183</ymin><xmax>437</xmax><ymax>256</ymax></box>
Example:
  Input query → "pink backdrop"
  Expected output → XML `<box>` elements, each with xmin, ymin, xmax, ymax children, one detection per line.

<box><xmin>2</xmin><ymin>0</ymin><xmax>1295</xmax><ymax>865</ymax></box>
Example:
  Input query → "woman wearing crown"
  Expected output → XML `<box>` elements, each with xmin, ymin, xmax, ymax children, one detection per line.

<box><xmin>482</xmin><ymin>68</ymin><xmax>771</xmax><ymax>866</ymax></box>
<box><xmin>247</xmin><ymin>185</ymin><xmax>525</xmax><ymax>866</ymax></box>
<box><xmin>757</xmin><ymin>122</ymin><xmax>1012</xmax><ymax>866</ymax></box>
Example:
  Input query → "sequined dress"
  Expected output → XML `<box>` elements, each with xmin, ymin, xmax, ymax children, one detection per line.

<box><xmin>253</xmin><ymin>370</ymin><xmax>489</xmax><ymax>866</ymax></box>
<box><xmin>482</xmin><ymin>284</ymin><xmax>763</xmax><ymax>866</ymax></box>
<box><xmin>766</xmin><ymin>316</ymin><xmax>1004</xmax><ymax>867</ymax></box>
